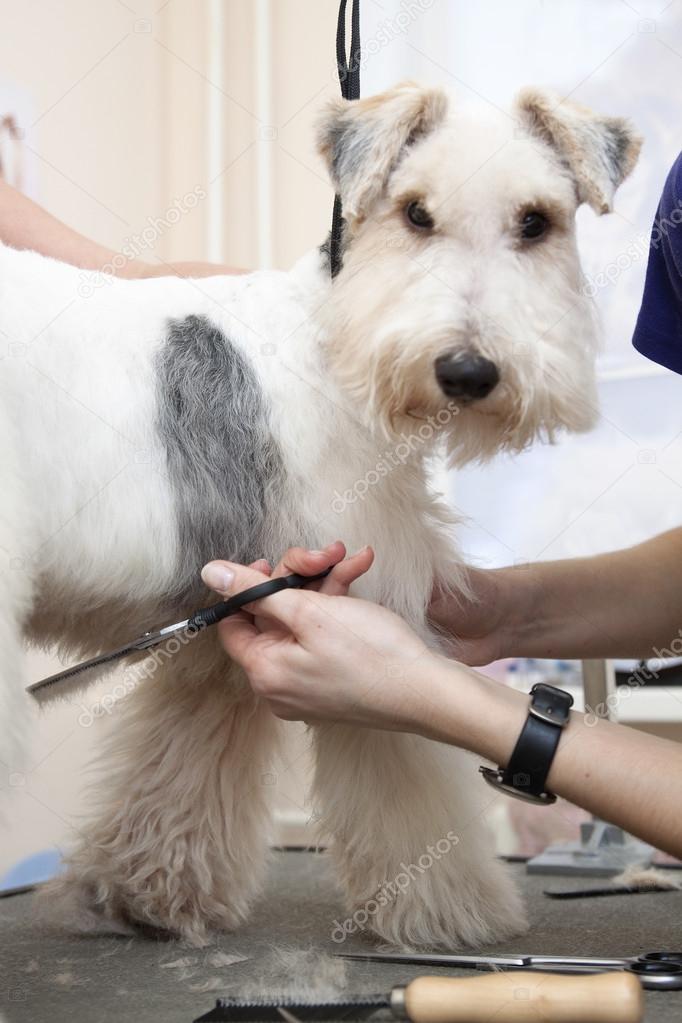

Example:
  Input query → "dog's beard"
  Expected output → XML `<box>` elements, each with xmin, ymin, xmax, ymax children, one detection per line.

<box><xmin>328</xmin><ymin>329</ymin><xmax>454</xmax><ymax>440</ymax></box>
<box><xmin>331</xmin><ymin>342</ymin><xmax>597</xmax><ymax>467</ymax></box>
<box><xmin>442</xmin><ymin>353</ymin><xmax>599</xmax><ymax>466</ymax></box>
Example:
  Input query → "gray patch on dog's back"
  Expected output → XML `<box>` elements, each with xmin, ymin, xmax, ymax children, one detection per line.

<box><xmin>155</xmin><ymin>314</ymin><xmax>284</xmax><ymax>603</ymax></box>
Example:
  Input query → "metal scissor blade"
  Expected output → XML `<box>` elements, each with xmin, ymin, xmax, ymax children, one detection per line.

<box><xmin>334</xmin><ymin>952</ymin><xmax>532</xmax><ymax>968</ymax></box>
<box><xmin>26</xmin><ymin>620</ymin><xmax>190</xmax><ymax>705</ymax></box>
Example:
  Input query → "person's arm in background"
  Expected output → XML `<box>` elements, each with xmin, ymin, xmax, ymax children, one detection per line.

<box><xmin>0</xmin><ymin>179</ymin><xmax>246</xmax><ymax>277</ymax></box>
<box><xmin>429</xmin><ymin>527</ymin><xmax>682</xmax><ymax>665</ymax></box>
<box><xmin>200</xmin><ymin>544</ymin><xmax>682</xmax><ymax>860</ymax></box>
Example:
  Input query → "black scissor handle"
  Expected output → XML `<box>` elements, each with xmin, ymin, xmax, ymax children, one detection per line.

<box><xmin>188</xmin><ymin>567</ymin><xmax>333</xmax><ymax>630</ymax></box>
<box><xmin>641</xmin><ymin>951</ymin><xmax>682</xmax><ymax>964</ymax></box>
<box><xmin>628</xmin><ymin>959</ymin><xmax>682</xmax><ymax>991</ymax></box>
<box><xmin>631</xmin><ymin>961</ymin><xmax>682</xmax><ymax>975</ymax></box>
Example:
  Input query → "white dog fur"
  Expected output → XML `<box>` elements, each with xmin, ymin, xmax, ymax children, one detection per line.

<box><xmin>0</xmin><ymin>83</ymin><xmax>640</xmax><ymax>947</ymax></box>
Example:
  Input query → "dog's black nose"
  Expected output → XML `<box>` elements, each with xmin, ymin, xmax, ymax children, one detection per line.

<box><xmin>434</xmin><ymin>352</ymin><xmax>500</xmax><ymax>400</ymax></box>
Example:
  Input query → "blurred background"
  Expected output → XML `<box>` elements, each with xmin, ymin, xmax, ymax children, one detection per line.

<box><xmin>2</xmin><ymin>0</ymin><xmax>682</xmax><ymax>877</ymax></box>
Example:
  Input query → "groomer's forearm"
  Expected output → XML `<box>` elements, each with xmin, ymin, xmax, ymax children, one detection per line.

<box><xmin>499</xmin><ymin>528</ymin><xmax>682</xmax><ymax>660</ymax></box>
<box><xmin>0</xmin><ymin>179</ymin><xmax>122</xmax><ymax>270</ymax></box>
<box><xmin>421</xmin><ymin>660</ymin><xmax>682</xmax><ymax>858</ymax></box>
<box><xmin>0</xmin><ymin>180</ymin><xmax>246</xmax><ymax>277</ymax></box>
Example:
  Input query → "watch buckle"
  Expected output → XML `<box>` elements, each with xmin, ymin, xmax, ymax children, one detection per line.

<box><xmin>529</xmin><ymin>704</ymin><xmax>563</xmax><ymax>726</ymax></box>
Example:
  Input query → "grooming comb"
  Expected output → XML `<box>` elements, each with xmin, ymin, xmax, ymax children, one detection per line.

<box><xmin>193</xmin><ymin>971</ymin><xmax>643</xmax><ymax>1022</ymax></box>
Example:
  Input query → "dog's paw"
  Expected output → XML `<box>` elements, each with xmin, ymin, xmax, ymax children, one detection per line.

<box><xmin>37</xmin><ymin>867</ymin><xmax>236</xmax><ymax>948</ymax></box>
<box><xmin>38</xmin><ymin>873</ymin><xmax>138</xmax><ymax>940</ymax></box>
<box><xmin>338</xmin><ymin>855</ymin><xmax>528</xmax><ymax>950</ymax></box>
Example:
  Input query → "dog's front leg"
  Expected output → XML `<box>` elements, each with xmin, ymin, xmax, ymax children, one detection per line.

<box><xmin>313</xmin><ymin>724</ymin><xmax>527</xmax><ymax>949</ymax></box>
<box><xmin>42</xmin><ymin>641</ymin><xmax>280</xmax><ymax>946</ymax></box>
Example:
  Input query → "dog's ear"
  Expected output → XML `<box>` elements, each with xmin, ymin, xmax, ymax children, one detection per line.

<box><xmin>316</xmin><ymin>81</ymin><xmax>448</xmax><ymax>221</ymax></box>
<box><xmin>515</xmin><ymin>88</ymin><xmax>642</xmax><ymax>214</ymax></box>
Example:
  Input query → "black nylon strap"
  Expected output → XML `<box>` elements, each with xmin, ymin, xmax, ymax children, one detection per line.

<box><xmin>336</xmin><ymin>0</ymin><xmax>361</xmax><ymax>100</ymax></box>
<box><xmin>329</xmin><ymin>0</ymin><xmax>361</xmax><ymax>278</ymax></box>
<box><xmin>329</xmin><ymin>197</ymin><xmax>345</xmax><ymax>280</ymax></box>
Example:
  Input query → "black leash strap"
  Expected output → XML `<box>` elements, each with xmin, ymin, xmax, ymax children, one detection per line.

<box><xmin>336</xmin><ymin>0</ymin><xmax>361</xmax><ymax>100</ymax></box>
<box><xmin>329</xmin><ymin>0</ymin><xmax>361</xmax><ymax>278</ymax></box>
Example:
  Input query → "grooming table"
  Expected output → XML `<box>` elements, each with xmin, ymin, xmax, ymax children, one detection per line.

<box><xmin>2</xmin><ymin>852</ymin><xmax>681</xmax><ymax>1022</ymax></box>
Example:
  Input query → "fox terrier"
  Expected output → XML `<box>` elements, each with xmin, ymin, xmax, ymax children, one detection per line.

<box><xmin>0</xmin><ymin>83</ymin><xmax>640</xmax><ymax>947</ymax></box>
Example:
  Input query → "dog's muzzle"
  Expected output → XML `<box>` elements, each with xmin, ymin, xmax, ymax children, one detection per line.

<box><xmin>434</xmin><ymin>351</ymin><xmax>500</xmax><ymax>401</ymax></box>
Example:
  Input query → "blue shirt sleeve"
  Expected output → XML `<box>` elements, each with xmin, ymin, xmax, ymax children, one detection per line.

<box><xmin>632</xmin><ymin>152</ymin><xmax>682</xmax><ymax>375</ymax></box>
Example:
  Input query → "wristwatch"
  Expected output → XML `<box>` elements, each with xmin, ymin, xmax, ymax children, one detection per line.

<box><xmin>479</xmin><ymin>682</ymin><xmax>573</xmax><ymax>805</ymax></box>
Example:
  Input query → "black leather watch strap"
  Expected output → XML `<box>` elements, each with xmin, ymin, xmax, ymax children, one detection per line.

<box><xmin>480</xmin><ymin>683</ymin><xmax>573</xmax><ymax>805</ymax></box>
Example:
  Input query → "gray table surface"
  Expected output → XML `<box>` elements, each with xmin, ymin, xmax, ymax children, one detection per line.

<box><xmin>1</xmin><ymin>852</ymin><xmax>681</xmax><ymax>1022</ymax></box>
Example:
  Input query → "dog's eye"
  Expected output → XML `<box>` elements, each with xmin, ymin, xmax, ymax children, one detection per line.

<box><xmin>520</xmin><ymin>211</ymin><xmax>549</xmax><ymax>240</ymax></box>
<box><xmin>406</xmin><ymin>201</ymin><xmax>434</xmax><ymax>231</ymax></box>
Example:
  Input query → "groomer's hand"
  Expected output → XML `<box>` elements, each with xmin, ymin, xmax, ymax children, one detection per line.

<box><xmin>201</xmin><ymin>544</ymin><xmax>440</xmax><ymax>730</ymax></box>
<box><xmin>429</xmin><ymin>567</ymin><xmax>517</xmax><ymax>666</ymax></box>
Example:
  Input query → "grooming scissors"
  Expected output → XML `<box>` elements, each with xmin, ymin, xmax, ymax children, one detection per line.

<box><xmin>27</xmin><ymin>567</ymin><xmax>331</xmax><ymax>701</ymax></box>
<box><xmin>336</xmin><ymin>949</ymin><xmax>682</xmax><ymax>991</ymax></box>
